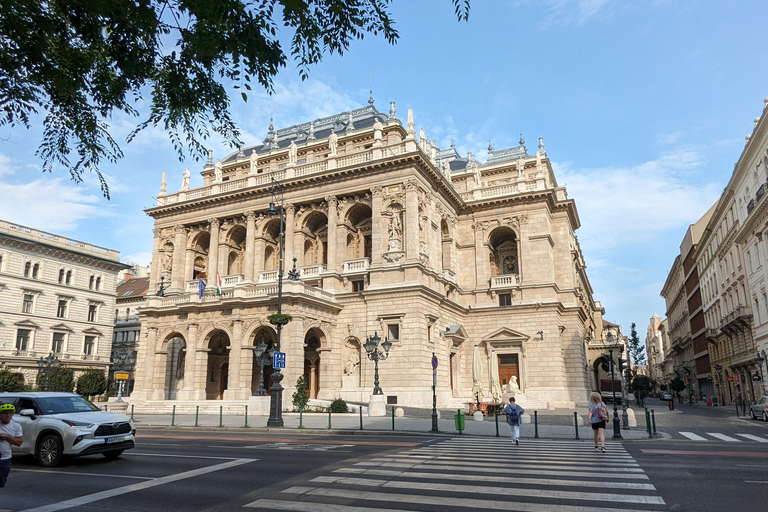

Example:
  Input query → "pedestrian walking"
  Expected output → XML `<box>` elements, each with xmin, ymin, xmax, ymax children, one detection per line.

<box><xmin>588</xmin><ymin>392</ymin><xmax>607</xmax><ymax>452</ymax></box>
<box><xmin>502</xmin><ymin>396</ymin><xmax>524</xmax><ymax>445</ymax></box>
<box><xmin>0</xmin><ymin>403</ymin><xmax>23</xmax><ymax>492</ymax></box>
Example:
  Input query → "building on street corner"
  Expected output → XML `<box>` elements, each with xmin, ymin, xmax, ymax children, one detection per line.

<box><xmin>0</xmin><ymin>220</ymin><xmax>127</xmax><ymax>386</ymax></box>
<box><xmin>129</xmin><ymin>100</ymin><xmax>601</xmax><ymax>411</ymax></box>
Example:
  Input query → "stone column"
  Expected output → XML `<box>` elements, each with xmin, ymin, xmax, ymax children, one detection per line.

<box><xmin>474</xmin><ymin>222</ymin><xmax>486</xmax><ymax>288</ymax></box>
<box><xmin>244</xmin><ymin>212</ymin><xmax>256</xmax><ymax>282</ymax></box>
<box><xmin>371</xmin><ymin>186</ymin><xmax>382</xmax><ymax>265</ymax></box>
<box><xmin>285</xmin><ymin>204</ymin><xmax>296</xmax><ymax>264</ymax></box>
<box><xmin>326</xmin><ymin>196</ymin><xmax>338</xmax><ymax>272</ymax></box>
<box><xmin>181</xmin><ymin>324</ymin><xmax>205</xmax><ymax>400</ymax></box>
<box><xmin>143</xmin><ymin>327</ymin><xmax>162</xmax><ymax>400</ymax></box>
<box><xmin>171</xmin><ymin>225</ymin><xmax>187</xmax><ymax>293</ymax></box>
<box><xmin>224</xmin><ymin>320</ymin><xmax>244</xmax><ymax>399</ymax></box>
<box><xmin>309</xmin><ymin>363</ymin><xmax>318</xmax><ymax>399</ymax></box>
<box><xmin>148</xmin><ymin>229</ymin><xmax>161</xmax><ymax>294</ymax></box>
<box><xmin>254</xmin><ymin>238</ymin><xmax>266</xmax><ymax>280</ymax></box>
<box><xmin>208</xmin><ymin>218</ymin><xmax>220</xmax><ymax>281</ymax></box>
<box><xmin>405</xmin><ymin>180</ymin><xmax>419</xmax><ymax>260</ymax></box>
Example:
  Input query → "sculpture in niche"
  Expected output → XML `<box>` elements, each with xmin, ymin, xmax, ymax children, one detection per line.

<box><xmin>288</xmin><ymin>140</ymin><xmax>297</xmax><ymax>164</ymax></box>
<box><xmin>161</xmin><ymin>243</ymin><xmax>174</xmax><ymax>272</ymax></box>
<box><xmin>388</xmin><ymin>212</ymin><xmax>402</xmax><ymax>240</ymax></box>
<box><xmin>181</xmin><ymin>168</ymin><xmax>190</xmax><ymax>190</ymax></box>
<box><xmin>214</xmin><ymin>159</ymin><xmax>223</xmax><ymax>182</ymax></box>
<box><xmin>328</xmin><ymin>131</ymin><xmax>338</xmax><ymax>156</ymax></box>
<box><xmin>344</xmin><ymin>340</ymin><xmax>360</xmax><ymax>375</ymax></box>
<box><xmin>249</xmin><ymin>151</ymin><xmax>258</xmax><ymax>175</ymax></box>
<box><xmin>345</xmin><ymin>354</ymin><xmax>359</xmax><ymax>375</ymax></box>
<box><xmin>510</xmin><ymin>375</ymin><xmax>519</xmax><ymax>391</ymax></box>
<box><xmin>489</xmin><ymin>253</ymin><xmax>499</xmax><ymax>276</ymax></box>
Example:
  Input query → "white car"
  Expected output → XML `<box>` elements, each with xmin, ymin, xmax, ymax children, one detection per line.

<box><xmin>0</xmin><ymin>391</ymin><xmax>135</xmax><ymax>467</ymax></box>
<box><xmin>750</xmin><ymin>396</ymin><xmax>768</xmax><ymax>422</ymax></box>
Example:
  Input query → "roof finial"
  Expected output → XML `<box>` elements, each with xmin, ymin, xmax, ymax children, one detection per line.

<box><xmin>368</xmin><ymin>75</ymin><xmax>374</xmax><ymax>106</ymax></box>
<box><xmin>538</xmin><ymin>135</ymin><xmax>545</xmax><ymax>152</ymax></box>
<box><xmin>346</xmin><ymin>110</ymin><xmax>355</xmax><ymax>131</ymax></box>
<box><xmin>488</xmin><ymin>139</ymin><xmax>494</xmax><ymax>152</ymax></box>
<box><xmin>519</xmin><ymin>133</ymin><xmax>525</xmax><ymax>146</ymax></box>
<box><xmin>389</xmin><ymin>100</ymin><xmax>396</xmax><ymax>120</ymax></box>
<box><xmin>451</xmin><ymin>137</ymin><xmax>455</xmax><ymax>148</ymax></box>
<box><xmin>307</xmin><ymin>121</ymin><xmax>316</xmax><ymax>140</ymax></box>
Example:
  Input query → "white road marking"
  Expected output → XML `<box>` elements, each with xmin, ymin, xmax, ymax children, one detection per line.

<box><xmin>707</xmin><ymin>433</ymin><xmax>741</xmax><ymax>442</ymax></box>
<box><xmin>125</xmin><ymin>452</ymin><xmax>241</xmax><ymax>460</ymax></box>
<box><xmin>310</xmin><ymin>476</ymin><xmax>666</xmax><ymax>504</ymax></box>
<box><xmin>19</xmin><ymin>458</ymin><xmax>256</xmax><ymax>512</ymax></box>
<box><xmin>332</xmin><ymin>467</ymin><xmax>655</xmax><ymax>490</ymax></box>
<box><xmin>363</xmin><ymin>457</ymin><xmax>645</xmax><ymax>472</ymax></box>
<box><xmin>736</xmin><ymin>434</ymin><xmax>768</xmax><ymax>442</ymax></box>
<box><xmin>679</xmin><ymin>432</ymin><xmax>708</xmax><ymax>441</ymax></box>
<box><xmin>14</xmin><ymin>469</ymin><xmax>152</xmax><ymax>480</ymax></box>
<box><xmin>278</xmin><ymin>485</ymin><xmax>666</xmax><ymax>510</ymax></box>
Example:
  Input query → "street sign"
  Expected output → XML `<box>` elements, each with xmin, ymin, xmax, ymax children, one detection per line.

<box><xmin>114</xmin><ymin>373</ymin><xmax>129</xmax><ymax>380</ymax></box>
<box><xmin>431</xmin><ymin>355</ymin><xmax>438</xmax><ymax>370</ymax></box>
<box><xmin>753</xmin><ymin>373</ymin><xmax>761</xmax><ymax>381</ymax></box>
<box><xmin>690</xmin><ymin>378</ymin><xmax>696</xmax><ymax>384</ymax></box>
<box><xmin>273</xmin><ymin>352</ymin><xmax>286</xmax><ymax>369</ymax></box>
<box><xmin>728</xmin><ymin>376</ymin><xmax>734</xmax><ymax>382</ymax></box>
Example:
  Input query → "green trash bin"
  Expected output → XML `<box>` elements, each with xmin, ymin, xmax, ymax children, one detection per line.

<box><xmin>454</xmin><ymin>410</ymin><xmax>465</xmax><ymax>432</ymax></box>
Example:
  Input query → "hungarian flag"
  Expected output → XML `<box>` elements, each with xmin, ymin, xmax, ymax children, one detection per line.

<box><xmin>198</xmin><ymin>278</ymin><xmax>206</xmax><ymax>299</ymax></box>
<box><xmin>216</xmin><ymin>272</ymin><xmax>222</xmax><ymax>296</ymax></box>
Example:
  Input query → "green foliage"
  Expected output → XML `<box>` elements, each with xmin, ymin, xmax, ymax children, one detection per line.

<box><xmin>268</xmin><ymin>313</ymin><xmax>292</xmax><ymax>326</ymax></box>
<box><xmin>329</xmin><ymin>398</ymin><xmax>349</xmax><ymax>413</ymax></box>
<box><xmin>0</xmin><ymin>369</ymin><xmax>25</xmax><ymax>392</ymax></box>
<box><xmin>659</xmin><ymin>383</ymin><xmax>667</xmax><ymax>391</ymax></box>
<box><xmin>102</xmin><ymin>380</ymin><xmax>117</xmax><ymax>401</ymax></box>
<box><xmin>76</xmin><ymin>369</ymin><xmax>108</xmax><ymax>399</ymax></box>
<box><xmin>292</xmin><ymin>374</ymin><xmax>309</xmax><ymax>411</ymax></box>
<box><xmin>627</xmin><ymin>322</ymin><xmax>645</xmax><ymax>372</ymax></box>
<box><xmin>43</xmin><ymin>367</ymin><xmax>75</xmax><ymax>392</ymax></box>
<box><xmin>669</xmin><ymin>376</ymin><xmax>686</xmax><ymax>393</ymax></box>
<box><xmin>0</xmin><ymin>1</ymin><xmax>470</xmax><ymax>197</ymax></box>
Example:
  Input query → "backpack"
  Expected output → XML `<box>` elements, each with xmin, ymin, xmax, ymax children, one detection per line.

<box><xmin>597</xmin><ymin>403</ymin><xmax>609</xmax><ymax>421</ymax></box>
<box><xmin>506</xmin><ymin>406</ymin><xmax>519</xmax><ymax>424</ymax></box>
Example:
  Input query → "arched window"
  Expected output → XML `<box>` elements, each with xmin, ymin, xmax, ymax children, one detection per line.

<box><xmin>89</xmin><ymin>276</ymin><xmax>94</xmax><ymax>289</ymax></box>
<box><xmin>59</xmin><ymin>269</ymin><xmax>65</xmax><ymax>283</ymax></box>
<box><xmin>95</xmin><ymin>277</ymin><xmax>101</xmax><ymax>290</ymax></box>
<box><xmin>65</xmin><ymin>270</ymin><xmax>72</xmax><ymax>285</ymax></box>
<box><xmin>32</xmin><ymin>263</ymin><xmax>39</xmax><ymax>279</ymax></box>
<box><xmin>24</xmin><ymin>261</ymin><xmax>31</xmax><ymax>277</ymax></box>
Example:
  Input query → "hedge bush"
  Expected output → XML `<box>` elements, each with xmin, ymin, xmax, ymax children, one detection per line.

<box><xmin>329</xmin><ymin>398</ymin><xmax>348</xmax><ymax>413</ymax></box>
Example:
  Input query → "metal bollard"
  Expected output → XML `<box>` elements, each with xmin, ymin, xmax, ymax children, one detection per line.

<box><xmin>574</xmin><ymin>411</ymin><xmax>579</xmax><ymax>440</ymax></box>
<box><xmin>299</xmin><ymin>409</ymin><xmax>303</xmax><ymax>428</ymax></box>
<box><xmin>534</xmin><ymin>411</ymin><xmax>539</xmax><ymax>439</ymax></box>
<box><xmin>171</xmin><ymin>405</ymin><xmax>176</xmax><ymax>426</ymax></box>
<box><xmin>219</xmin><ymin>405</ymin><xmax>223</xmax><ymax>427</ymax></box>
<box><xmin>131</xmin><ymin>404</ymin><xmax>134</xmax><ymax>421</ymax></box>
<box><xmin>328</xmin><ymin>409</ymin><xmax>332</xmax><ymax>429</ymax></box>
<box><xmin>359</xmin><ymin>407</ymin><xmax>363</xmax><ymax>430</ymax></box>
<box><xmin>736</xmin><ymin>401</ymin><xmax>740</xmax><ymax>417</ymax></box>
<box><xmin>651</xmin><ymin>409</ymin><xmax>657</xmax><ymax>436</ymax></box>
<box><xmin>645</xmin><ymin>408</ymin><xmax>651</xmax><ymax>438</ymax></box>
<box><xmin>495</xmin><ymin>411</ymin><xmax>499</xmax><ymax>437</ymax></box>
<box><xmin>244</xmin><ymin>405</ymin><xmax>248</xmax><ymax>428</ymax></box>
<box><xmin>104</xmin><ymin>404</ymin><xmax>108</xmax><ymax>412</ymax></box>
<box><xmin>391</xmin><ymin>406</ymin><xmax>395</xmax><ymax>431</ymax></box>
<box><xmin>195</xmin><ymin>405</ymin><xmax>199</xmax><ymax>427</ymax></box>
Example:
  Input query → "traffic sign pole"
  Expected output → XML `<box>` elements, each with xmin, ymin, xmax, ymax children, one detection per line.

<box><xmin>431</xmin><ymin>352</ymin><xmax>439</xmax><ymax>433</ymax></box>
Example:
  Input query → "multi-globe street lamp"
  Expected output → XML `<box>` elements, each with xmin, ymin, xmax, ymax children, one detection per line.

<box><xmin>252</xmin><ymin>337</ymin><xmax>274</xmax><ymax>396</ymax></box>
<box><xmin>264</xmin><ymin>176</ymin><xmax>302</xmax><ymax>427</ymax></box>
<box><xmin>363</xmin><ymin>332</ymin><xmax>392</xmax><ymax>395</ymax></box>
<box><xmin>36</xmin><ymin>353</ymin><xmax>60</xmax><ymax>391</ymax></box>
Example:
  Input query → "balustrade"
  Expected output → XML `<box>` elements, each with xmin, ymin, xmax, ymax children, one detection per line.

<box><xmin>490</xmin><ymin>274</ymin><xmax>518</xmax><ymax>288</ymax></box>
<box><xmin>343</xmin><ymin>258</ymin><xmax>370</xmax><ymax>273</ymax></box>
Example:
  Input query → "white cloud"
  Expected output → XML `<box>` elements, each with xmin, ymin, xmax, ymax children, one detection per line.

<box><xmin>538</xmin><ymin>0</ymin><xmax>619</xmax><ymax>27</ymax></box>
<box><xmin>556</xmin><ymin>147</ymin><xmax>722</xmax><ymax>248</ymax></box>
<box><xmin>0</xmin><ymin>177</ymin><xmax>109</xmax><ymax>232</ymax></box>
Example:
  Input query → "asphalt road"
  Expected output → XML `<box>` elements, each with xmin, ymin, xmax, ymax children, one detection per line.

<box><xmin>1</xmin><ymin>407</ymin><xmax>766</xmax><ymax>512</ymax></box>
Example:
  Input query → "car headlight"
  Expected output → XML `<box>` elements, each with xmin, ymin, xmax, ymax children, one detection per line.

<box><xmin>61</xmin><ymin>419</ymin><xmax>95</xmax><ymax>428</ymax></box>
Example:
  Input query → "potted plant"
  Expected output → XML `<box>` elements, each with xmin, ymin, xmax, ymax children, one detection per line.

<box><xmin>267</xmin><ymin>313</ymin><xmax>292</xmax><ymax>326</ymax></box>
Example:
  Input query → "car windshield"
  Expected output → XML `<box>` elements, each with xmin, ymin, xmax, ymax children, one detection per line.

<box><xmin>36</xmin><ymin>396</ymin><xmax>100</xmax><ymax>414</ymax></box>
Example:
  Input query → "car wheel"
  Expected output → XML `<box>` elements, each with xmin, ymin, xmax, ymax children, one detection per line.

<box><xmin>103</xmin><ymin>450</ymin><xmax>124</xmax><ymax>459</ymax></box>
<box><xmin>764</xmin><ymin>412</ymin><xmax>768</xmax><ymax>422</ymax></box>
<box><xmin>36</xmin><ymin>434</ymin><xmax>63</xmax><ymax>468</ymax></box>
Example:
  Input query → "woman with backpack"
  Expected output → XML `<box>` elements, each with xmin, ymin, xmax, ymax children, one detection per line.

<box><xmin>588</xmin><ymin>392</ymin><xmax>608</xmax><ymax>452</ymax></box>
<box><xmin>502</xmin><ymin>396</ymin><xmax>525</xmax><ymax>445</ymax></box>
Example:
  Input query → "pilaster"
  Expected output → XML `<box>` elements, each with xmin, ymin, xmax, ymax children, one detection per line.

<box><xmin>371</xmin><ymin>186</ymin><xmax>383</xmax><ymax>265</ymax></box>
<box><xmin>405</xmin><ymin>180</ymin><xmax>419</xmax><ymax>260</ymax></box>
<box><xmin>208</xmin><ymin>218</ymin><xmax>220</xmax><ymax>280</ymax></box>
<box><xmin>244</xmin><ymin>212</ymin><xmax>256</xmax><ymax>282</ymax></box>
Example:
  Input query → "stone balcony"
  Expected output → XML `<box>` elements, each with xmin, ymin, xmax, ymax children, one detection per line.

<box><xmin>342</xmin><ymin>258</ymin><xmax>370</xmax><ymax>274</ymax></box>
<box><xmin>490</xmin><ymin>274</ymin><xmax>518</xmax><ymax>288</ymax></box>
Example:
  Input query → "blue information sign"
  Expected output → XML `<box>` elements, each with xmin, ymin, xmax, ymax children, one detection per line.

<box><xmin>273</xmin><ymin>352</ymin><xmax>286</xmax><ymax>369</ymax></box>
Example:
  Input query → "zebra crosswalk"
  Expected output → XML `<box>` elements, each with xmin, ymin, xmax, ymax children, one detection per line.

<box><xmin>676</xmin><ymin>431</ymin><xmax>768</xmax><ymax>442</ymax></box>
<box><xmin>244</xmin><ymin>437</ymin><xmax>666</xmax><ymax>512</ymax></box>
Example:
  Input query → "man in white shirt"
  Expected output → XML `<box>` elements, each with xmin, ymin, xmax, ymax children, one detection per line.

<box><xmin>0</xmin><ymin>403</ymin><xmax>24</xmax><ymax>492</ymax></box>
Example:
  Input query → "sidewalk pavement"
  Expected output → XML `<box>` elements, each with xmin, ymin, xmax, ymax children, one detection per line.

<box><xmin>127</xmin><ymin>408</ymin><xmax>658</xmax><ymax>441</ymax></box>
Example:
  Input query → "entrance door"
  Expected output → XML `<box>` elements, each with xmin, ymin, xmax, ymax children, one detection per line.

<box><xmin>449</xmin><ymin>353</ymin><xmax>456</xmax><ymax>394</ymax></box>
<box><xmin>497</xmin><ymin>354</ymin><xmax>519</xmax><ymax>389</ymax></box>
<box><xmin>219</xmin><ymin>363</ymin><xmax>229</xmax><ymax>400</ymax></box>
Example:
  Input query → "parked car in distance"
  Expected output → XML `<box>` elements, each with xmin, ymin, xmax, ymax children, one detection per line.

<box><xmin>660</xmin><ymin>392</ymin><xmax>674</xmax><ymax>401</ymax></box>
<box><xmin>750</xmin><ymin>395</ymin><xmax>768</xmax><ymax>421</ymax></box>
<box><xmin>0</xmin><ymin>391</ymin><xmax>135</xmax><ymax>467</ymax></box>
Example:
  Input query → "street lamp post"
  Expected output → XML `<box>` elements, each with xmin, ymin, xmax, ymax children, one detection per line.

<box><xmin>605</xmin><ymin>333</ymin><xmax>622</xmax><ymax>440</ymax></box>
<box><xmin>265</xmin><ymin>177</ymin><xmax>301</xmax><ymax>427</ymax></box>
<box><xmin>36</xmin><ymin>353</ymin><xmax>60</xmax><ymax>391</ymax></box>
<box><xmin>756</xmin><ymin>352</ymin><xmax>765</xmax><ymax>396</ymax></box>
<box><xmin>714</xmin><ymin>364</ymin><xmax>723</xmax><ymax>403</ymax></box>
<box><xmin>252</xmin><ymin>338</ymin><xmax>273</xmax><ymax>396</ymax></box>
<box><xmin>363</xmin><ymin>332</ymin><xmax>392</xmax><ymax>395</ymax></box>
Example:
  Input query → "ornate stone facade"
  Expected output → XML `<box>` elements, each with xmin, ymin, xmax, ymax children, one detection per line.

<box><xmin>132</xmin><ymin>103</ymin><xmax>600</xmax><ymax>409</ymax></box>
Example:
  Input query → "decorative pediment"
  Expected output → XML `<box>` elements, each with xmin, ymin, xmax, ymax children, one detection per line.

<box><xmin>14</xmin><ymin>319</ymin><xmax>39</xmax><ymax>328</ymax></box>
<box><xmin>482</xmin><ymin>327</ymin><xmax>529</xmax><ymax>344</ymax></box>
<box><xmin>50</xmin><ymin>323</ymin><xmax>73</xmax><ymax>332</ymax></box>
<box><xmin>443</xmin><ymin>325</ymin><xmax>468</xmax><ymax>351</ymax></box>
<box><xmin>82</xmin><ymin>327</ymin><xmax>103</xmax><ymax>336</ymax></box>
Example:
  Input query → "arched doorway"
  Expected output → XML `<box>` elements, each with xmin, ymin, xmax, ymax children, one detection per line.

<box><xmin>225</xmin><ymin>225</ymin><xmax>246</xmax><ymax>275</ymax></box>
<box><xmin>344</xmin><ymin>204</ymin><xmax>372</xmax><ymax>259</ymax></box>
<box><xmin>206</xmin><ymin>330</ymin><xmax>230</xmax><ymax>400</ymax></box>
<box><xmin>250</xmin><ymin>327</ymin><xmax>276</xmax><ymax>396</ymax></box>
<box><xmin>163</xmin><ymin>336</ymin><xmax>186</xmax><ymax>400</ymax></box>
<box><xmin>488</xmin><ymin>227</ymin><xmax>519</xmax><ymax>279</ymax></box>
<box><xmin>303</xmin><ymin>329</ymin><xmax>325</xmax><ymax>399</ymax></box>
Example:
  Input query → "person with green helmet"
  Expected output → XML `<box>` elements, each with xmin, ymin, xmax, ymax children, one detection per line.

<box><xmin>0</xmin><ymin>403</ymin><xmax>23</xmax><ymax>492</ymax></box>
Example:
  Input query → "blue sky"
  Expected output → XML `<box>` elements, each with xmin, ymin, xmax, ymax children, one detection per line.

<box><xmin>1</xmin><ymin>0</ymin><xmax>766</xmax><ymax>337</ymax></box>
